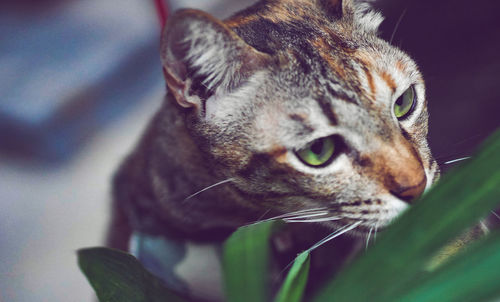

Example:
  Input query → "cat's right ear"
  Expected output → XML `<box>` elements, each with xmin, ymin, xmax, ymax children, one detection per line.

<box><xmin>160</xmin><ymin>9</ymin><xmax>271</xmax><ymax>109</ymax></box>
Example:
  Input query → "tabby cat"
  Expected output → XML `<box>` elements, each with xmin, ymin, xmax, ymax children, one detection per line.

<box><xmin>107</xmin><ymin>0</ymin><xmax>440</xmax><ymax>300</ymax></box>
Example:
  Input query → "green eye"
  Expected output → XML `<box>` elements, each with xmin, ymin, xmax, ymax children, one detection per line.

<box><xmin>394</xmin><ymin>85</ymin><xmax>416</xmax><ymax>119</ymax></box>
<box><xmin>296</xmin><ymin>136</ymin><xmax>336</xmax><ymax>167</ymax></box>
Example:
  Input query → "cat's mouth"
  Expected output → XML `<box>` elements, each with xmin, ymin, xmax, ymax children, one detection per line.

<box><xmin>277</xmin><ymin>214</ymin><xmax>395</xmax><ymax>236</ymax></box>
<box><xmin>274</xmin><ymin>197</ymin><xmax>408</xmax><ymax>236</ymax></box>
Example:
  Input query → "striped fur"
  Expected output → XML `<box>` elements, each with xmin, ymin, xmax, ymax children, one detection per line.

<box><xmin>108</xmin><ymin>0</ymin><xmax>438</xmax><ymax>250</ymax></box>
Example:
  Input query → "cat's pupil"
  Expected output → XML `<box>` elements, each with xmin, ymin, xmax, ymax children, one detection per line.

<box><xmin>311</xmin><ymin>140</ymin><xmax>324</xmax><ymax>155</ymax></box>
<box><xmin>396</xmin><ymin>97</ymin><xmax>403</xmax><ymax>106</ymax></box>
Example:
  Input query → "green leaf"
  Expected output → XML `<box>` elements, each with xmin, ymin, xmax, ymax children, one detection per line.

<box><xmin>274</xmin><ymin>251</ymin><xmax>310</xmax><ymax>302</ymax></box>
<box><xmin>222</xmin><ymin>221</ymin><xmax>275</xmax><ymax>302</ymax></box>
<box><xmin>78</xmin><ymin>247</ymin><xmax>187</xmax><ymax>302</ymax></box>
<box><xmin>314</xmin><ymin>129</ymin><xmax>500</xmax><ymax>302</ymax></box>
<box><xmin>394</xmin><ymin>230</ymin><xmax>500</xmax><ymax>302</ymax></box>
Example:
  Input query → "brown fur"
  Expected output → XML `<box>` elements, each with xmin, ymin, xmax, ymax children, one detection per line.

<box><xmin>380</xmin><ymin>70</ymin><xmax>397</xmax><ymax>93</ymax></box>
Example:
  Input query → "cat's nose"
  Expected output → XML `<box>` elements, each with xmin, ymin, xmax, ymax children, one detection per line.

<box><xmin>366</xmin><ymin>138</ymin><xmax>427</xmax><ymax>203</ymax></box>
<box><xmin>384</xmin><ymin>148</ymin><xmax>427</xmax><ymax>203</ymax></box>
<box><xmin>383</xmin><ymin>151</ymin><xmax>427</xmax><ymax>203</ymax></box>
<box><xmin>390</xmin><ymin>175</ymin><xmax>426</xmax><ymax>202</ymax></box>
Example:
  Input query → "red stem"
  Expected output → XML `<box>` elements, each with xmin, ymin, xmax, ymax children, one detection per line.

<box><xmin>153</xmin><ymin>0</ymin><xmax>169</xmax><ymax>29</ymax></box>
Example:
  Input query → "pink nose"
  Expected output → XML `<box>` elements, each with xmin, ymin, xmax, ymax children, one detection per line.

<box><xmin>366</xmin><ymin>138</ymin><xmax>427</xmax><ymax>203</ymax></box>
<box><xmin>390</xmin><ymin>175</ymin><xmax>427</xmax><ymax>203</ymax></box>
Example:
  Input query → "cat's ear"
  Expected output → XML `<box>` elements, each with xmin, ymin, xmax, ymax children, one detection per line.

<box><xmin>160</xmin><ymin>9</ymin><xmax>271</xmax><ymax>109</ymax></box>
<box><xmin>320</xmin><ymin>0</ymin><xmax>344</xmax><ymax>19</ymax></box>
<box><xmin>321</xmin><ymin>0</ymin><xmax>383</xmax><ymax>32</ymax></box>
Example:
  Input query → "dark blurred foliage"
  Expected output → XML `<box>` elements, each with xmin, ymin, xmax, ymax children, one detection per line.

<box><xmin>375</xmin><ymin>0</ymin><xmax>500</xmax><ymax>171</ymax></box>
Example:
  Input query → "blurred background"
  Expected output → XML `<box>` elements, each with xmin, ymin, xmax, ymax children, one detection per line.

<box><xmin>0</xmin><ymin>0</ymin><xmax>498</xmax><ymax>301</ymax></box>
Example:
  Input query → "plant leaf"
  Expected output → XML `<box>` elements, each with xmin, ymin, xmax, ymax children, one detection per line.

<box><xmin>314</xmin><ymin>129</ymin><xmax>500</xmax><ymax>302</ymax></box>
<box><xmin>274</xmin><ymin>251</ymin><xmax>310</xmax><ymax>302</ymax></box>
<box><xmin>222</xmin><ymin>221</ymin><xmax>275</xmax><ymax>302</ymax></box>
<box><xmin>78</xmin><ymin>247</ymin><xmax>187</xmax><ymax>302</ymax></box>
<box><xmin>394</xmin><ymin>230</ymin><xmax>500</xmax><ymax>302</ymax></box>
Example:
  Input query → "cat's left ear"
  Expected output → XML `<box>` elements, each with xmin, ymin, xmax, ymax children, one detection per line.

<box><xmin>160</xmin><ymin>9</ymin><xmax>271</xmax><ymax>109</ymax></box>
<box><xmin>322</xmin><ymin>0</ymin><xmax>383</xmax><ymax>32</ymax></box>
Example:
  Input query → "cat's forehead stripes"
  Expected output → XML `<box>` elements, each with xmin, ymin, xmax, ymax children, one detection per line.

<box><xmin>351</xmin><ymin>51</ymin><xmax>383</xmax><ymax>101</ymax></box>
<box><xmin>314</xmin><ymin>95</ymin><xmax>338</xmax><ymax>125</ymax></box>
<box><xmin>360</xmin><ymin>66</ymin><xmax>376</xmax><ymax>100</ymax></box>
<box><xmin>225</xmin><ymin>1</ymin><xmax>354</xmax><ymax>56</ymax></box>
<box><xmin>311</xmin><ymin>36</ymin><xmax>349</xmax><ymax>79</ymax></box>
<box><xmin>354</xmin><ymin>50</ymin><xmax>405</xmax><ymax>95</ymax></box>
<box><xmin>226</xmin><ymin>4</ymin><xmax>407</xmax><ymax>107</ymax></box>
<box><xmin>288</xmin><ymin>113</ymin><xmax>317</xmax><ymax>132</ymax></box>
<box><xmin>226</xmin><ymin>0</ymin><xmax>330</xmax><ymax>27</ymax></box>
<box><xmin>379</xmin><ymin>71</ymin><xmax>397</xmax><ymax>94</ymax></box>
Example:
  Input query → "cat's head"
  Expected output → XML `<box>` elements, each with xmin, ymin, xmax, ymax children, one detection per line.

<box><xmin>160</xmin><ymin>0</ymin><xmax>439</xmax><ymax>234</ymax></box>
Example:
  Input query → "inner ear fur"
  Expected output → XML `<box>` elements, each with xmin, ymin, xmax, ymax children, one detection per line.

<box><xmin>160</xmin><ymin>9</ymin><xmax>270</xmax><ymax>109</ymax></box>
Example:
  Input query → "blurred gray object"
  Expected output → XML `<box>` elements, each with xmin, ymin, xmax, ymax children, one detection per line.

<box><xmin>0</xmin><ymin>0</ymin><xmax>257</xmax><ymax>163</ymax></box>
<box><xmin>0</xmin><ymin>0</ymin><xmax>162</xmax><ymax>162</ymax></box>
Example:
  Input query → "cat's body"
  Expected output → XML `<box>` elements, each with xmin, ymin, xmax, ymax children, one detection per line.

<box><xmin>108</xmin><ymin>0</ymin><xmax>439</xmax><ymax>300</ymax></box>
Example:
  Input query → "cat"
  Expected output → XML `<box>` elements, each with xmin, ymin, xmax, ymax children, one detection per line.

<box><xmin>107</xmin><ymin>0</ymin><xmax>440</xmax><ymax>300</ymax></box>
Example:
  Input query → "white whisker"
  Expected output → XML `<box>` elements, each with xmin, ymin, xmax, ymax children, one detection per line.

<box><xmin>256</xmin><ymin>209</ymin><xmax>271</xmax><ymax>222</ymax></box>
<box><xmin>365</xmin><ymin>227</ymin><xmax>373</xmax><ymax>251</ymax></box>
<box><xmin>283</xmin><ymin>207</ymin><xmax>329</xmax><ymax>215</ymax></box>
<box><xmin>480</xmin><ymin>221</ymin><xmax>489</xmax><ymax>233</ymax></box>
<box><xmin>250</xmin><ymin>210</ymin><xmax>328</xmax><ymax>225</ymax></box>
<box><xmin>282</xmin><ymin>212</ymin><xmax>330</xmax><ymax>220</ymax></box>
<box><xmin>389</xmin><ymin>8</ymin><xmax>407</xmax><ymax>44</ymax></box>
<box><xmin>284</xmin><ymin>216</ymin><xmax>341</xmax><ymax>223</ymax></box>
<box><xmin>491</xmin><ymin>211</ymin><xmax>500</xmax><ymax>221</ymax></box>
<box><xmin>443</xmin><ymin>156</ymin><xmax>471</xmax><ymax>165</ymax></box>
<box><xmin>305</xmin><ymin>224</ymin><xmax>351</xmax><ymax>253</ymax></box>
<box><xmin>374</xmin><ymin>223</ymin><xmax>379</xmax><ymax>243</ymax></box>
<box><xmin>184</xmin><ymin>178</ymin><xmax>234</xmax><ymax>201</ymax></box>
<box><xmin>246</xmin><ymin>207</ymin><xmax>328</xmax><ymax>225</ymax></box>
<box><xmin>277</xmin><ymin>221</ymin><xmax>362</xmax><ymax>279</ymax></box>
<box><xmin>306</xmin><ymin>221</ymin><xmax>362</xmax><ymax>253</ymax></box>
<box><xmin>276</xmin><ymin>207</ymin><xmax>328</xmax><ymax>218</ymax></box>
<box><xmin>277</xmin><ymin>223</ymin><xmax>350</xmax><ymax>278</ymax></box>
